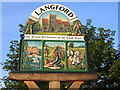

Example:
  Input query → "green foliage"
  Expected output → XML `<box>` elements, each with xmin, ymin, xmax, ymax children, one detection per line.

<box><xmin>35</xmin><ymin>81</ymin><xmax>49</xmax><ymax>89</ymax></box>
<box><xmin>2</xmin><ymin>76</ymin><xmax>28</xmax><ymax>90</ymax></box>
<box><xmin>1</xmin><ymin>19</ymin><xmax>120</xmax><ymax>89</ymax></box>
<box><xmin>60</xmin><ymin>82</ymin><xmax>72</xmax><ymax>89</ymax></box>
<box><xmin>18</xmin><ymin>24</ymin><xmax>24</xmax><ymax>28</ymax></box>
<box><xmin>1</xmin><ymin>40</ymin><xmax>28</xmax><ymax>89</ymax></box>
<box><xmin>80</xmin><ymin>19</ymin><xmax>120</xmax><ymax>89</ymax></box>
<box><xmin>2</xmin><ymin>40</ymin><xmax>19</xmax><ymax>71</ymax></box>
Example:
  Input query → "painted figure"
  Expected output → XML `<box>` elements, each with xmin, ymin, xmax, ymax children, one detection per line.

<box><xmin>45</xmin><ymin>52</ymin><xmax>64</xmax><ymax>69</ymax></box>
<box><xmin>67</xmin><ymin>50</ymin><xmax>80</xmax><ymax>65</ymax></box>
<box><xmin>73</xmin><ymin>21</ymin><xmax>82</xmax><ymax>35</ymax></box>
<box><xmin>25</xmin><ymin>18</ymin><xmax>40</xmax><ymax>34</ymax></box>
<box><xmin>45</xmin><ymin>54</ymin><xmax>55</xmax><ymax>65</ymax></box>
<box><xmin>52</xmin><ymin>52</ymin><xmax>63</xmax><ymax>67</ymax></box>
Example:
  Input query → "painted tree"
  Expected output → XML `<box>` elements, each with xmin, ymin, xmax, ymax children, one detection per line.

<box><xmin>19</xmin><ymin>18</ymin><xmax>40</xmax><ymax>34</ymax></box>
<box><xmin>68</xmin><ymin>42</ymin><xmax>74</xmax><ymax>48</ymax></box>
<box><xmin>1</xmin><ymin>19</ymin><xmax>120</xmax><ymax>89</ymax></box>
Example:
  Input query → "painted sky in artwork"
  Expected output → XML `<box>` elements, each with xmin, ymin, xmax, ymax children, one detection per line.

<box><xmin>45</xmin><ymin>42</ymin><xmax>65</xmax><ymax>47</ymax></box>
<box><xmin>27</xmin><ymin>41</ymin><xmax>42</xmax><ymax>49</ymax></box>
<box><xmin>68</xmin><ymin>42</ymin><xmax>85</xmax><ymax>47</ymax></box>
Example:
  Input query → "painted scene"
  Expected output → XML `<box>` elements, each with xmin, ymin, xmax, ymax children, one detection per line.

<box><xmin>21</xmin><ymin>41</ymin><xmax>42</xmax><ymax>70</ymax></box>
<box><xmin>67</xmin><ymin>42</ymin><xmax>86</xmax><ymax>70</ymax></box>
<box><xmin>44</xmin><ymin>42</ymin><xmax>65</xmax><ymax>70</ymax></box>
<box><xmin>24</xmin><ymin>11</ymin><xmax>82</xmax><ymax>35</ymax></box>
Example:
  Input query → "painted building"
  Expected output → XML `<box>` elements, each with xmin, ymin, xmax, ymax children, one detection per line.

<box><xmin>50</xmin><ymin>45</ymin><xmax>65</xmax><ymax>60</ymax></box>
<box><xmin>40</xmin><ymin>14</ymin><xmax>72</xmax><ymax>32</ymax></box>
<box><xmin>44</xmin><ymin>47</ymin><xmax>49</xmax><ymax>57</ymax></box>
<box><xmin>27</xmin><ymin>46</ymin><xmax>39</xmax><ymax>54</ymax></box>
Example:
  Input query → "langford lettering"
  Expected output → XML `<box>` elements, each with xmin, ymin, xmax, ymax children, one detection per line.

<box><xmin>34</xmin><ymin>4</ymin><xmax>74</xmax><ymax>17</ymax></box>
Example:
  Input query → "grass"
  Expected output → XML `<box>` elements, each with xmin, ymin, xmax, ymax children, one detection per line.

<box><xmin>68</xmin><ymin>47</ymin><xmax>85</xmax><ymax>53</ymax></box>
<box><xmin>33</xmin><ymin>32</ymin><xmax>68</xmax><ymax>35</ymax></box>
<box><xmin>44</xmin><ymin>55</ymin><xmax>65</xmax><ymax>70</ymax></box>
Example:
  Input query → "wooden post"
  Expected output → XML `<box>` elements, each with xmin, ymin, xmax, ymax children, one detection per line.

<box><xmin>68</xmin><ymin>81</ymin><xmax>84</xmax><ymax>90</ymax></box>
<box><xmin>9</xmin><ymin>72</ymin><xmax>98</xmax><ymax>89</ymax></box>
<box><xmin>49</xmin><ymin>81</ymin><xmax>60</xmax><ymax>90</ymax></box>
<box><xmin>24</xmin><ymin>81</ymin><xmax>40</xmax><ymax>90</ymax></box>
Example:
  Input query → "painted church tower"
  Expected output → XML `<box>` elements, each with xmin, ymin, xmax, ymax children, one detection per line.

<box><xmin>48</xmin><ymin>14</ymin><xmax>57</xmax><ymax>32</ymax></box>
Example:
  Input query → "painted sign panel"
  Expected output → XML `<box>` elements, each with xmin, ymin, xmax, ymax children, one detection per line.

<box><xmin>44</xmin><ymin>41</ymin><xmax>65</xmax><ymax>70</ymax></box>
<box><xmin>20</xmin><ymin>39</ymin><xmax>88</xmax><ymax>71</ymax></box>
<box><xmin>24</xmin><ymin>4</ymin><xmax>82</xmax><ymax>36</ymax></box>
<box><xmin>67</xmin><ymin>42</ymin><xmax>86</xmax><ymax>70</ymax></box>
<box><xmin>20</xmin><ymin>4</ymin><xmax>88</xmax><ymax>72</ymax></box>
<box><xmin>21</xmin><ymin>41</ymin><xmax>42</xmax><ymax>70</ymax></box>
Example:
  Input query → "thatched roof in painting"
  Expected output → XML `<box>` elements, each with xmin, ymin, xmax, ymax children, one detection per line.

<box><xmin>50</xmin><ymin>45</ymin><xmax>65</xmax><ymax>59</ymax></box>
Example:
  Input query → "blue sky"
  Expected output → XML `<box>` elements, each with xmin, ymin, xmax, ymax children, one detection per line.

<box><xmin>1</xmin><ymin>1</ymin><xmax>119</xmax><ymax>87</ymax></box>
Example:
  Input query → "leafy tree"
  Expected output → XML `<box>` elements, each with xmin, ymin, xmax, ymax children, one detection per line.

<box><xmin>68</xmin><ymin>42</ymin><xmax>74</xmax><ymax>48</ymax></box>
<box><xmin>1</xmin><ymin>19</ymin><xmax>119</xmax><ymax>89</ymax></box>
<box><xmin>1</xmin><ymin>40</ymin><xmax>28</xmax><ymax>89</ymax></box>
<box><xmin>80</xmin><ymin>19</ymin><xmax>120</xmax><ymax>89</ymax></box>
<box><xmin>1</xmin><ymin>40</ymin><xmax>49</xmax><ymax>89</ymax></box>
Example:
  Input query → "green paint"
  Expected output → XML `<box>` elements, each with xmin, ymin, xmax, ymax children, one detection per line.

<box><xmin>65</xmin><ymin>42</ymin><xmax>68</xmax><ymax>70</ymax></box>
<box><xmin>85</xmin><ymin>41</ymin><xmax>88</xmax><ymax>71</ymax></box>
<box><xmin>41</xmin><ymin>40</ymin><xmax>44</xmax><ymax>70</ymax></box>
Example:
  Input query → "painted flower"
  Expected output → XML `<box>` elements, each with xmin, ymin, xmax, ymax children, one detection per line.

<box><xmin>81</xmin><ymin>65</ymin><xmax>85</xmax><ymax>68</ymax></box>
